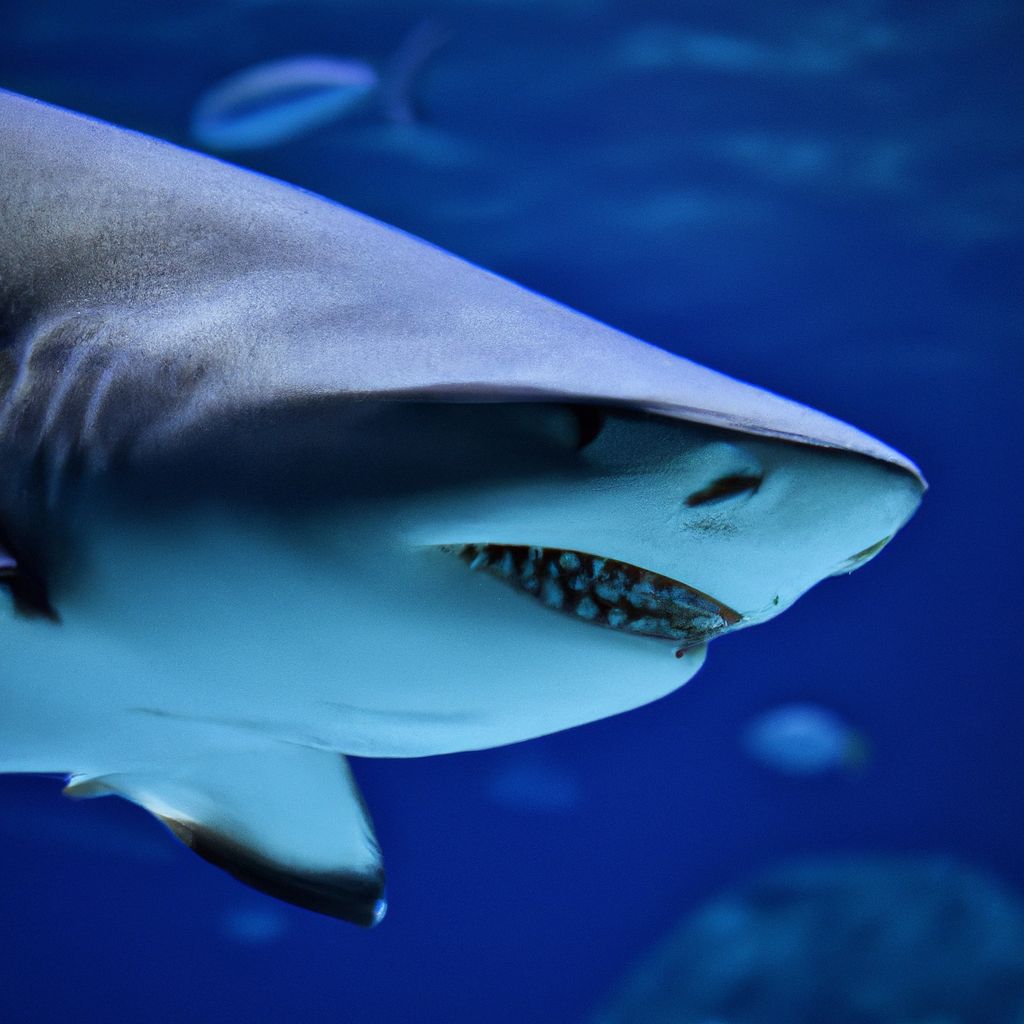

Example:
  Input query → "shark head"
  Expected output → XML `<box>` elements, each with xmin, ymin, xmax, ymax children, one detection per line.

<box><xmin>0</xmin><ymin>89</ymin><xmax>924</xmax><ymax>925</ymax></box>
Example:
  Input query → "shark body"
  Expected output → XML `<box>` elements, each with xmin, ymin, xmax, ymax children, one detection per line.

<box><xmin>0</xmin><ymin>90</ymin><xmax>923</xmax><ymax>925</ymax></box>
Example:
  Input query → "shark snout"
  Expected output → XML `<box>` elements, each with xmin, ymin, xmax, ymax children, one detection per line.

<box><xmin>825</xmin><ymin>459</ymin><xmax>925</xmax><ymax>577</ymax></box>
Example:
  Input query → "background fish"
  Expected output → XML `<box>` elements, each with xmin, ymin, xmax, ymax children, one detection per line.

<box><xmin>190</xmin><ymin>20</ymin><xmax>449</xmax><ymax>150</ymax></box>
<box><xmin>743</xmin><ymin>702</ymin><xmax>869</xmax><ymax>776</ymax></box>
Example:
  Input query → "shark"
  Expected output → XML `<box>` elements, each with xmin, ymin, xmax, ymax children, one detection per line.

<box><xmin>0</xmin><ymin>89</ymin><xmax>924</xmax><ymax>927</ymax></box>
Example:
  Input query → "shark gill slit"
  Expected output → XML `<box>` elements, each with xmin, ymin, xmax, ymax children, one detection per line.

<box><xmin>0</xmin><ymin>530</ymin><xmax>59</xmax><ymax>622</ymax></box>
<box><xmin>446</xmin><ymin>543</ymin><xmax>741</xmax><ymax>650</ymax></box>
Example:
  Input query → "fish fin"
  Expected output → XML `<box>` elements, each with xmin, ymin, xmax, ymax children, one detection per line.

<box><xmin>64</xmin><ymin>746</ymin><xmax>386</xmax><ymax>926</ymax></box>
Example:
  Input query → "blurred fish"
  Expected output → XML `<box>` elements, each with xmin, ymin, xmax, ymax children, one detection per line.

<box><xmin>190</xmin><ymin>19</ymin><xmax>449</xmax><ymax>150</ymax></box>
<box><xmin>743</xmin><ymin>703</ymin><xmax>869</xmax><ymax>775</ymax></box>
<box><xmin>593</xmin><ymin>857</ymin><xmax>1024</xmax><ymax>1023</ymax></box>
<box><xmin>221</xmin><ymin>904</ymin><xmax>289</xmax><ymax>945</ymax></box>
<box><xmin>486</xmin><ymin>751</ymin><xmax>581</xmax><ymax>813</ymax></box>
<box><xmin>0</xmin><ymin>90</ymin><xmax>923</xmax><ymax>927</ymax></box>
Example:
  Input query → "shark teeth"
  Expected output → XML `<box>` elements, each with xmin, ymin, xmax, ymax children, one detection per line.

<box><xmin>450</xmin><ymin>544</ymin><xmax>741</xmax><ymax>649</ymax></box>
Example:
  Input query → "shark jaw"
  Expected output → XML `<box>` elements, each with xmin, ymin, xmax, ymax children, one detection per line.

<box><xmin>0</xmin><ymin>402</ymin><xmax>921</xmax><ymax>927</ymax></box>
<box><xmin>2</xmin><ymin>402</ymin><xmax>923</xmax><ymax>769</ymax></box>
<box><xmin>448</xmin><ymin>543</ymin><xmax>742</xmax><ymax>652</ymax></box>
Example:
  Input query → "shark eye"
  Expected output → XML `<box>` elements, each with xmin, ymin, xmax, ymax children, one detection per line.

<box><xmin>449</xmin><ymin>543</ymin><xmax>740</xmax><ymax>649</ymax></box>
<box><xmin>569</xmin><ymin>405</ymin><xmax>605</xmax><ymax>451</ymax></box>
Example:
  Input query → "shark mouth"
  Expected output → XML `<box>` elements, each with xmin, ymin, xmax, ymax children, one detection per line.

<box><xmin>450</xmin><ymin>543</ymin><xmax>741</xmax><ymax>652</ymax></box>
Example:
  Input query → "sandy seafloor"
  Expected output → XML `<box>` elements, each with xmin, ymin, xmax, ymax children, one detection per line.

<box><xmin>0</xmin><ymin>1</ymin><xmax>1021</xmax><ymax>1021</ymax></box>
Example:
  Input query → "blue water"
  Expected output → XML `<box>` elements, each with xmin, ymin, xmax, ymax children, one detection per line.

<box><xmin>1</xmin><ymin>1</ymin><xmax>1021</xmax><ymax>1021</ymax></box>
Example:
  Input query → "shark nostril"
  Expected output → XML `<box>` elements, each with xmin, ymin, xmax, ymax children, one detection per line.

<box><xmin>685</xmin><ymin>473</ymin><xmax>763</xmax><ymax>508</ymax></box>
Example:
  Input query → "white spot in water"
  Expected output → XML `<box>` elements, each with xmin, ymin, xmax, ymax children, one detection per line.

<box><xmin>486</xmin><ymin>752</ymin><xmax>581</xmax><ymax>813</ymax></box>
<box><xmin>743</xmin><ymin>703</ymin><xmax>867</xmax><ymax>775</ymax></box>
<box><xmin>576</xmin><ymin>596</ymin><xmax>599</xmax><ymax>620</ymax></box>
<box><xmin>222</xmin><ymin>905</ymin><xmax>289</xmax><ymax>945</ymax></box>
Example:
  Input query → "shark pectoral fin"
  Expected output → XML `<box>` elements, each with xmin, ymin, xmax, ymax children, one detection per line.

<box><xmin>64</xmin><ymin>746</ymin><xmax>386</xmax><ymax>926</ymax></box>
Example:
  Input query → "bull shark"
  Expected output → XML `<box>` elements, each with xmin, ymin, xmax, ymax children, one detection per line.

<box><xmin>0</xmin><ymin>89</ymin><xmax>924</xmax><ymax>927</ymax></box>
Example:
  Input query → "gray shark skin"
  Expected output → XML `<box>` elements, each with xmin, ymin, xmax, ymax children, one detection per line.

<box><xmin>0</xmin><ymin>89</ymin><xmax>924</xmax><ymax>926</ymax></box>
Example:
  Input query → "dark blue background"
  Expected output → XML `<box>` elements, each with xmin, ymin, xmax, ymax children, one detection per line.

<box><xmin>1</xmin><ymin>1</ymin><xmax>1021</xmax><ymax>1021</ymax></box>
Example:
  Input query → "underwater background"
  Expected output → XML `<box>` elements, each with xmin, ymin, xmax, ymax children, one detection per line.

<box><xmin>1</xmin><ymin>0</ymin><xmax>1021</xmax><ymax>1021</ymax></box>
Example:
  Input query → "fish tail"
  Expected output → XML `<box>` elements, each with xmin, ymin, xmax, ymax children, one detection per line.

<box><xmin>378</xmin><ymin>18</ymin><xmax>452</xmax><ymax>125</ymax></box>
